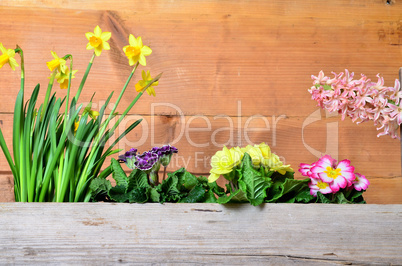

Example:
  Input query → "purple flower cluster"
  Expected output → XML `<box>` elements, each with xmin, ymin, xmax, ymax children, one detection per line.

<box><xmin>119</xmin><ymin>145</ymin><xmax>178</xmax><ymax>186</ymax></box>
<box><xmin>151</xmin><ymin>145</ymin><xmax>178</xmax><ymax>167</ymax></box>
<box><xmin>134</xmin><ymin>151</ymin><xmax>160</xmax><ymax>172</ymax></box>
<box><xmin>118</xmin><ymin>148</ymin><xmax>137</xmax><ymax>169</ymax></box>
<box><xmin>118</xmin><ymin>145</ymin><xmax>178</xmax><ymax>174</ymax></box>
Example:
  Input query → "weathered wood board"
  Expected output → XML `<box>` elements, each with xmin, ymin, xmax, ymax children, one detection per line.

<box><xmin>0</xmin><ymin>0</ymin><xmax>401</xmax><ymax>202</ymax></box>
<box><xmin>0</xmin><ymin>203</ymin><xmax>400</xmax><ymax>265</ymax></box>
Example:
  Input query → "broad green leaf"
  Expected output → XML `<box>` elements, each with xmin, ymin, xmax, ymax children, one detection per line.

<box><xmin>128</xmin><ymin>187</ymin><xmax>149</xmax><ymax>203</ymax></box>
<box><xmin>89</xmin><ymin>178</ymin><xmax>112</xmax><ymax>201</ymax></box>
<box><xmin>349</xmin><ymin>190</ymin><xmax>366</xmax><ymax>204</ymax></box>
<box><xmin>203</xmin><ymin>190</ymin><xmax>218</xmax><ymax>203</ymax></box>
<box><xmin>239</xmin><ymin>153</ymin><xmax>271</xmax><ymax>206</ymax></box>
<box><xmin>277</xmin><ymin>178</ymin><xmax>310</xmax><ymax>203</ymax></box>
<box><xmin>110</xmin><ymin>158</ymin><xmax>128</xmax><ymax>189</ymax></box>
<box><xmin>179</xmin><ymin>185</ymin><xmax>205</xmax><ymax>203</ymax></box>
<box><xmin>207</xmin><ymin>181</ymin><xmax>226</xmax><ymax>197</ymax></box>
<box><xmin>150</xmin><ymin>188</ymin><xmax>160</xmax><ymax>203</ymax></box>
<box><xmin>295</xmin><ymin>189</ymin><xmax>315</xmax><ymax>203</ymax></box>
<box><xmin>158</xmin><ymin>175</ymin><xmax>182</xmax><ymax>203</ymax></box>
<box><xmin>108</xmin><ymin>185</ymin><xmax>129</xmax><ymax>203</ymax></box>
<box><xmin>334</xmin><ymin>192</ymin><xmax>351</xmax><ymax>204</ymax></box>
<box><xmin>127</xmin><ymin>169</ymin><xmax>149</xmax><ymax>191</ymax></box>
<box><xmin>179</xmin><ymin>171</ymin><xmax>198</xmax><ymax>191</ymax></box>
<box><xmin>316</xmin><ymin>192</ymin><xmax>331</xmax><ymax>203</ymax></box>
<box><xmin>217</xmin><ymin>187</ymin><xmax>248</xmax><ymax>204</ymax></box>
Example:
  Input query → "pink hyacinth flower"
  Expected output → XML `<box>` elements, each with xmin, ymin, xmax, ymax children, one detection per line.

<box><xmin>308</xmin><ymin>177</ymin><xmax>333</xmax><ymax>197</ymax></box>
<box><xmin>353</xmin><ymin>173</ymin><xmax>370</xmax><ymax>191</ymax></box>
<box><xmin>311</xmin><ymin>156</ymin><xmax>355</xmax><ymax>193</ymax></box>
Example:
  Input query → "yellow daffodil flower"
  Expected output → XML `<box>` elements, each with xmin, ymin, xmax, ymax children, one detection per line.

<box><xmin>55</xmin><ymin>67</ymin><xmax>77</xmax><ymax>89</ymax></box>
<box><xmin>0</xmin><ymin>43</ymin><xmax>19</xmax><ymax>70</ymax></box>
<box><xmin>83</xmin><ymin>106</ymin><xmax>99</xmax><ymax>120</ymax></box>
<box><xmin>74</xmin><ymin>119</ymin><xmax>80</xmax><ymax>133</ymax></box>
<box><xmin>123</xmin><ymin>34</ymin><xmax>152</xmax><ymax>66</ymax></box>
<box><xmin>85</xmin><ymin>25</ymin><xmax>111</xmax><ymax>56</ymax></box>
<box><xmin>135</xmin><ymin>70</ymin><xmax>159</xmax><ymax>96</ymax></box>
<box><xmin>208</xmin><ymin>146</ymin><xmax>242</xmax><ymax>183</ymax></box>
<box><xmin>46</xmin><ymin>51</ymin><xmax>67</xmax><ymax>73</ymax></box>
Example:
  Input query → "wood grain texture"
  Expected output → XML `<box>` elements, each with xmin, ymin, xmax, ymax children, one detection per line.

<box><xmin>0</xmin><ymin>203</ymin><xmax>400</xmax><ymax>265</ymax></box>
<box><xmin>0</xmin><ymin>1</ymin><xmax>400</xmax><ymax>116</ymax></box>
<box><xmin>0</xmin><ymin>113</ymin><xmax>400</xmax><ymax>176</ymax></box>
<box><xmin>0</xmin><ymin>1</ymin><xmax>401</xmax><ymax>202</ymax></box>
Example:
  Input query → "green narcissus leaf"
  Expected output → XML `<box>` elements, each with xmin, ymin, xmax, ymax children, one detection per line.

<box><xmin>239</xmin><ymin>153</ymin><xmax>271</xmax><ymax>206</ymax></box>
<box><xmin>111</xmin><ymin>158</ymin><xmax>128</xmax><ymax>190</ymax></box>
<box><xmin>179</xmin><ymin>185</ymin><xmax>205</xmax><ymax>203</ymax></box>
<box><xmin>89</xmin><ymin>178</ymin><xmax>112</xmax><ymax>202</ymax></box>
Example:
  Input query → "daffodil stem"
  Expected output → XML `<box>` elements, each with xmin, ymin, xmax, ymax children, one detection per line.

<box><xmin>74</xmin><ymin>53</ymin><xmax>95</xmax><ymax>103</ymax></box>
<box><xmin>109</xmin><ymin>70</ymin><xmax>163</xmax><ymax>133</ymax></box>
<box><xmin>14</xmin><ymin>47</ymin><xmax>26</xmax><ymax>201</ymax></box>
<box><xmin>15</xmin><ymin>46</ymin><xmax>25</xmax><ymax>92</ymax></box>
<box><xmin>107</xmin><ymin>63</ymin><xmax>140</xmax><ymax>132</ymax></box>
<box><xmin>42</xmin><ymin>70</ymin><xmax>57</xmax><ymax>119</ymax></box>
<box><xmin>64</xmin><ymin>55</ymin><xmax>73</xmax><ymax>129</ymax></box>
<box><xmin>74</xmin><ymin>62</ymin><xmax>139</xmax><ymax>202</ymax></box>
<box><xmin>55</xmin><ymin>55</ymin><xmax>73</xmax><ymax>202</ymax></box>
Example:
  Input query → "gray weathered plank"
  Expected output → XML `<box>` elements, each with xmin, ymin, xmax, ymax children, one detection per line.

<box><xmin>0</xmin><ymin>203</ymin><xmax>401</xmax><ymax>264</ymax></box>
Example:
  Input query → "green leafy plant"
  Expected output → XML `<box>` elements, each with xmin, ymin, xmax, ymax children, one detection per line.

<box><xmin>0</xmin><ymin>25</ymin><xmax>161</xmax><ymax>202</ymax></box>
<box><xmin>90</xmin><ymin>147</ymin><xmax>366</xmax><ymax>205</ymax></box>
<box><xmin>90</xmin><ymin>159</ymin><xmax>224</xmax><ymax>203</ymax></box>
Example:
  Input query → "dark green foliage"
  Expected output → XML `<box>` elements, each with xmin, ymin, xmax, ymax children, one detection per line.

<box><xmin>89</xmin><ymin>155</ymin><xmax>367</xmax><ymax>205</ymax></box>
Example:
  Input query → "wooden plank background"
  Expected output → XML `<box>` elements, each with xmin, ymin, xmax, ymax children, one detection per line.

<box><xmin>0</xmin><ymin>0</ymin><xmax>401</xmax><ymax>203</ymax></box>
<box><xmin>0</xmin><ymin>203</ymin><xmax>401</xmax><ymax>264</ymax></box>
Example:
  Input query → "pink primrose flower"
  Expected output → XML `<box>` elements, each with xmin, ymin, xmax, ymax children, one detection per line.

<box><xmin>311</xmin><ymin>156</ymin><xmax>355</xmax><ymax>193</ymax></box>
<box><xmin>298</xmin><ymin>162</ymin><xmax>316</xmax><ymax>178</ymax></box>
<box><xmin>308</xmin><ymin>177</ymin><xmax>333</xmax><ymax>197</ymax></box>
<box><xmin>353</xmin><ymin>173</ymin><xmax>370</xmax><ymax>191</ymax></box>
